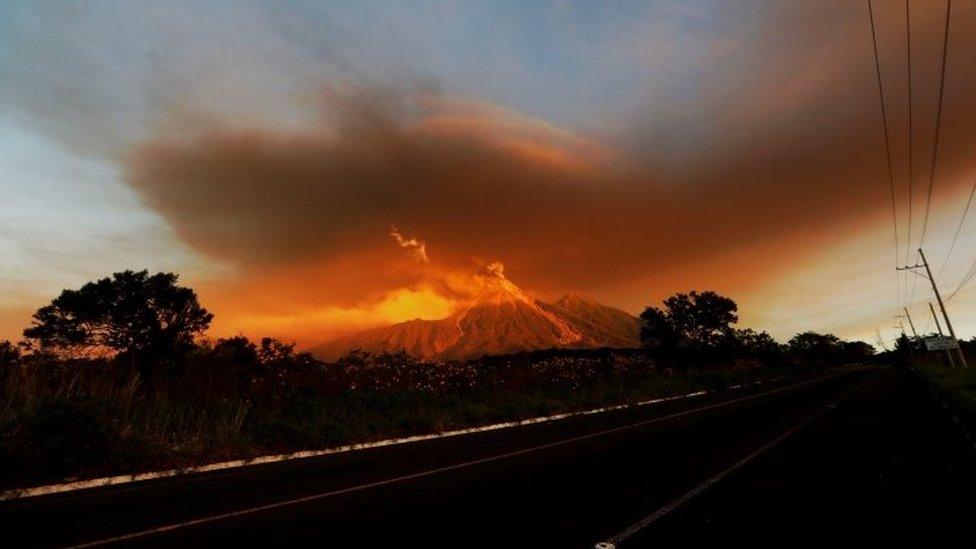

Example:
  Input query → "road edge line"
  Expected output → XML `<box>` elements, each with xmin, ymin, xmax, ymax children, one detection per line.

<box><xmin>63</xmin><ymin>372</ymin><xmax>847</xmax><ymax>548</ymax></box>
<box><xmin>3</xmin><ymin>384</ymin><xmax>753</xmax><ymax>501</ymax></box>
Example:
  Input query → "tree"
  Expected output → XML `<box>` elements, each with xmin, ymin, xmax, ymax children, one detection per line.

<box><xmin>732</xmin><ymin>328</ymin><xmax>777</xmax><ymax>349</ymax></box>
<box><xmin>894</xmin><ymin>333</ymin><xmax>914</xmax><ymax>356</ymax></box>
<box><xmin>788</xmin><ymin>331</ymin><xmax>842</xmax><ymax>362</ymax></box>
<box><xmin>638</xmin><ymin>306</ymin><xmax>679</xmax><ymax>350</ymax></box>
<box><xmin>23</xmin><ymin>270</ymin><xmax>212</xmax><ymax>367</ymax></box>
<box><xmin>665</xmin><ymin>291</ymin><xmax>738</xmax><ymax>346</ymax></box>
<box><xmin>0</xmin><ymin>340</ymin><xmax>20</xmax><ymax>369</ymax></box>
<box><xmin>258</xmin><ymin>337</ymin><xmax>295</xmax><ymax>364</ymax></box>
<box><xmin>730</xmin><ymin>328</ymin><xmax>784</xmax><ymax>358</ymax></box>
<box><xmin>257</xmin><ymin>337</ymin><xmax>315</xmax><ymax>369</ymax></box>
<box><xmin>640</xmin><ymin>291</ymin><xmax>739</xmax><ymax>349</ymax></box>
<box><xmin>211</xmin><ymin>336</ymin><xmax>260</xmax><ymax>367</ymax></box>
<box><xmin>841</xmin><ymin>341</ymin><xmax>875</xmax><ymax>360</ymax></box>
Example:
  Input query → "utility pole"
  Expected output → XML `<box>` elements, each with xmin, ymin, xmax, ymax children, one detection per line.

<box><xmin>895</xmin><ymin>312</ymin><xmax>918</xmax><ymax>354</ymax></box>
<box><xmin>902</xmin><ymin>307</ymin><xmax>920</xmax><ymax>342</ymax></box>
<box><xmin>898</xmin><ymin>248</ymin><xmax>967</xmax><ymax>367</ymax></box>
<box><xmin>929</xmin><ymin>301</ymin><xmax>956</xmax><ymax>367</ymax></box>
<box><xmin>895</xmin><ymin>321</ymin><xmax>912</xmax><ymax>356</ymax></box>
<box><xmin>929</xmin><ymin>302</ymin><xmax>944</xmax><ymax>335</ymax></box>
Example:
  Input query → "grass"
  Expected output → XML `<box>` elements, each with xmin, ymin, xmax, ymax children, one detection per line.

<box><xmin>0</xmin><ymin>350</ymin><xmax>831</xmax><ymax>490</ymax></box>
<box><xmin>911</xmin><ymin>349</ymin><xmax>976</xmax><ymax>430</ymax></box>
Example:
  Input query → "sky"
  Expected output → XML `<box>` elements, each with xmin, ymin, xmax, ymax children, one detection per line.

<box><xmin>3</xmin><ymin>0</ymin><xmax>976</xmax><ymax>350</ymax></box>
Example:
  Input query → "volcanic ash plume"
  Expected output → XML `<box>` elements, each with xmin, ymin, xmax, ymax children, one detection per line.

<box><xmin>389</xmin><ymin>226</ymin><xmax>428</xmax><ymax>263</ymax></box>
<box><xmin>483</xmin><ymin>261</ymin><xmax>505</xmax><ymax>279</ymax></box>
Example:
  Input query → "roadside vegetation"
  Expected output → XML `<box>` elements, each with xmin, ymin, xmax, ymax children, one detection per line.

<box><xmin>907</xmin><ymin>339</ymin><xmax>976</xmax><ymax>430</ymax></box>
<box><xmin>0</xmin><ymin>272</ymin><xmax>874</xmax><ymax>489</ymax></box>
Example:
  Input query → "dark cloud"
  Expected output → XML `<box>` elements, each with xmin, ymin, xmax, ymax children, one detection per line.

<box><xmin>123</xmin><ymin>1</ymin><xmax>976</xmax><ymax>334</ymax></box>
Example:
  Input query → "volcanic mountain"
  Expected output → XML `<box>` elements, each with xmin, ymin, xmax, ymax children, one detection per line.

<box><xmin>310</xmin><ymin>267</ymin><xmax>641</xmax><ymax>361</ymax></box>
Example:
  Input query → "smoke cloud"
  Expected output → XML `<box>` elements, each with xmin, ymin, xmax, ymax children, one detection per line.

<box><xmin>116</xmin><ymin>1</ymin><xmax>976</xmax><ymax>344</ymax></box>
<box><xmin>390</xmin><ymin>226</ymin><xmax>429</xmax><ymax>263</ymax></box>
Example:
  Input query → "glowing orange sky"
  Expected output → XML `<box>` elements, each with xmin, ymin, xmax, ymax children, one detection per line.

<box><xmin>4</xmin><ymin>1</ymin><xmax>976</xmax><ymax>350</ymax></box>
<box><xmin>157</xmin><ymin>89</ymin><xmax>974</xmax><ymax>349</ymax></box>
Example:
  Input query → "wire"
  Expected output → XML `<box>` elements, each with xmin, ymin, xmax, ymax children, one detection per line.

<box><xmin>909</xmin><ymin>250</ymin><xmax>919</xmax><ymax>305</ymax></box>
<box><xmin>867</xmin><ymin>0</ymin><xmax>902</xmax><ymax>312</ymax></box>
<box><xmin>918</xmin><ymin>0</ymin><xmax>953</xmax><ymax>248</ymax></box>
<box><xmin>938</xmin><ymin>179</ymin><xmax>976</xmax><ymax>277</ymax></box>
<box><xmin>946</xmin><ymin>259</ymin><xmax>976</xmax><ymax>303</ymax></box>
<box><xmin>905</xmin><ymin>0</ymin><xmax>913</xmax><ymax>263</ymax></box>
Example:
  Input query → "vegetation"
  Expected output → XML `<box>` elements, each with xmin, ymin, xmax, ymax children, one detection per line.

<box><xmin>22</xmin><ymin>270</ymin><xmax>212</xmax><ymax>383</ymax></box>
<box><xmin>640</xmin><ymin>290</ymin><xmax>738</xmax><ymax>351</ymax></box>
<box><xmin>638</xmin><ymin>290</ymin><xmax>871</xmax><ymax>369</ymax></box>
<box><xmin>0</xmin><ymin>272</ymin><xmax>875</xmax><ymax>489</ymax></box>
<box><xmin>909</xmin><ymin>339</ymin><xmax>976</xmax><ymax>431</ymax></box>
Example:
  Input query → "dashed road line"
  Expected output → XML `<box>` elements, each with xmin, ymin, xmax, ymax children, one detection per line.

<box><xmin>594</xmin><ymin>390</ymin><xmax>855</xmax><ymax>548</ymax></box>
<box><xmin>62</xmin><ymin>374</ymin><xmax>843</xmax><ymax>548</ymax></box>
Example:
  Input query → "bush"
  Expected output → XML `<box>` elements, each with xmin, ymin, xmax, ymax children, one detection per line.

<box><xmin>0</xmin><ymin>334</ymin><xmax>864</xmax><ymax>489</ymax></box>
<box><xmin>3</xmin><ymin>400</ymin><xmax>119</xmax><ymax>481</ymax></box>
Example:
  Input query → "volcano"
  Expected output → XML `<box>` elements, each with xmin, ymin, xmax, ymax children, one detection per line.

<box><xmin>310</xmin><ymin>265</ymin><xmax>641</xmax><ymax>361</ymax></box>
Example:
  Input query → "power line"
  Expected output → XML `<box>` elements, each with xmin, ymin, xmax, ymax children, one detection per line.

<box><xmin>918</xmin><ymin>0</ymin><xmax>953</xmax><ymax>248</ymax></box>
<box><xmin>938</xmin><ymin>178</ymin><xmax>976</xmax><ymax>277</ymax></box>
<box><xmin>909</xmin><ymin>250</ymin><xmax>919</xmax><ymax>305</ymax></box>
<box><xmin>947</xmin><ymin>256</ymin><xmax>976</xmax><ymax>303</ymax></box>
<box><xmin>946</xmin><ymin>267</ymin><xmax>976</xmax><ymax>302</ymax></box>
<box><xmin>866</xmin><ymin>0</ymin><xmax>902</xmax><ymax>312</ymax></box>
<box><xmin>904</xmin><ymin>0</ymin><xmax>913</xmax><ymax>262</ymax></box>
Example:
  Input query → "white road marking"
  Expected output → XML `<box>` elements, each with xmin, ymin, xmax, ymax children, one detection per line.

<box><xmin>62</xmin><ymin>374</ymin><xmax>843</xmax><ymax>548</ymax></box>
<box><xmin>1</xmin><ymin>389</ymin><xmax>722</xmax><ymax>502</ymax></box>
<box><xmin>595</xmin><ymin>397</ymin><xmax>844</xmax><ymax>547</ymax></box>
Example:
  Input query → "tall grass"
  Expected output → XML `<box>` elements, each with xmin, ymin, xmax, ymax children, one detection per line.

<box><xmin>911</xmin><ymin>346</ymin><xmax>976</xmax><ymax>429</ymax></box>
<box><xmin>1</xmin><ymin>361</ymin><xmax>255</xmax><ymax>485</ymax></box>
<box><xmin>1</xmin><ymin>348</ymin><xmax>825</xmax><ymax>489</ymax></box>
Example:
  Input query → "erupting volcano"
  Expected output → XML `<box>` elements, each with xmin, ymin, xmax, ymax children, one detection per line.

<box><xmin>310</xmin><ymin>263</ymin><xmax>640</xmax><ymax>361</ymax></box>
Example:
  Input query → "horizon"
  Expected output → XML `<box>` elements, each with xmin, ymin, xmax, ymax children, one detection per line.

<box><xmin>4</xmin><ymin>0</ymin><xmax>976</xmax><ymax>350</ymax></box>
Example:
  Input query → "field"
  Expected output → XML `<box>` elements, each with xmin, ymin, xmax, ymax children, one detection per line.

<box><xmin>0</xmin><ymin>348</ymin><xmax>831</xmax><ymax>491</ymax></box>
<box><xmin>910</xmin><ymin>344</ymin><xmax>976</xmax><ymax>432</ymax></box>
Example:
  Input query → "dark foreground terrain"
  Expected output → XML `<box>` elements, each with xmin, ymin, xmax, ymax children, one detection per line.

<box><xmin>1</xmin><ymin>365</ymin><xmax>971</xmax><ymax>548</ymax></box>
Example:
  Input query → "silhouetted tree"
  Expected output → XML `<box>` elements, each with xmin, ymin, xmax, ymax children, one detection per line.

<box><xmin>211</xmin><ymin>336</ymin><xmax>260</xmax><ymax>367</ymax></box>
<box><xmin>894</xmin><ymin>333</ymin><xmax>920</xmax><ymax>357</ymax></box>
<box><xmin>640</xmin><ymin>291</ymin><xmax>739</xmax><ymax>349</ymax></box>
<box><xmin>23</xmin><ymin>271</ymin><xmax>212</xmax><ymax>373</ymax></box>
<box><xmin>727</xmin><ymin>328</ymin><xmax>785</xmax><ymax>361</ymax></box>
<box><xmin>788</xmin><ymin>331</ymin><xmax>842</xmax><ymax>363</ymax></box>
<box><xmin>255</xmin><ymin>337</ymin><xmax>289</xmax><ymax>363</ymax></box>
<box><xmin>256</xmin><ymin>337</ymin><xmax>316</xmax><ymax>369</ymax></box>
<box><xmin>639</xmin><ymin>306</ymin><xmax>679</xmax><ymax>350</ymax></box>
<box><xmin>841</xmin><ymin>341</ymin><xmax>875</xmax><ymax>360</ymax></box>
<box><xmin>666</xmin><ymin>291</ymin><xmax>738</xmax><ymax>346</ymax></box>
<box><xmin>0</xmin><ymin>340</ymin><xmax>20</xmax><ymax>369</ymax></box>
<box><xmin>337</xmin><ymin>349</ymin><xmax>372</xmax><ymax>369</ymax></box>
<box><xmin>731</xmin><ymin>328</ymin><xmax>777</xmax><ymax>350</ymax></box>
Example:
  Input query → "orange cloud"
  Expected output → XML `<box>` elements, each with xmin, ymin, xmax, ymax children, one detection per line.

<box><xmin>210</xmin><ymin>285</ymin><xmax>456</xmax><ymax>346</ymax></box>
<box><xmin>124</xmin><ymin>34</ymin><xmax>976</xmax><ymax>344</ymax></box>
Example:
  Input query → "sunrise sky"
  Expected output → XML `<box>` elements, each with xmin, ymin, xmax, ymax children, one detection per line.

<box><xmin>3</xmin><ymin>0</ymin><xmax>976</xmax><ymax>350</ymax></box>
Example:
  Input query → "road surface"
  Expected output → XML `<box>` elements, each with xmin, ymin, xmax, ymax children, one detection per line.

<box><xmin>1</xmin><ymin>365</ymin><xmax>972</xmax><ymax>548</ymax></box>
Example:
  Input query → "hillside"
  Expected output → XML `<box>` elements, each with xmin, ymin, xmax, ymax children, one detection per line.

<box><xmin>311</xmin><ymin>270</ymin><xmax>640</xmax><ymax>361</ymax></box>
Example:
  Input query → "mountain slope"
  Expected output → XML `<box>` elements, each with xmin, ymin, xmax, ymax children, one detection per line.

<box><xmin>540</xmin><ymin>293</ymin><xmax>641</xmax><ymax>349</ymax></box>
<box><xmin>310</xmin><ymin>272</ymin><xmax>640</xmax><ymax>361</ymax></box>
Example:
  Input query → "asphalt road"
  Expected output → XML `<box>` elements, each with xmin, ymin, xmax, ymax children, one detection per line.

<box><xmin>1</xmin><ymin>365</ymin><xmax>972</xmax><ymax>548</ymax></box>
